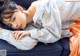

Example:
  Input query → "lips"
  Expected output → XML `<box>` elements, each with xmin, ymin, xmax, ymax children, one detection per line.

<box><xmin>18</xmin><ymin>24</ymin><xmax>22</xmax><ymax>29</ymax></box>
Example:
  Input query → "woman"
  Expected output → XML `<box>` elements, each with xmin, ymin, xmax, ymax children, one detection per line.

<box><xmin>0</xmin><ymin>0</ymin><xmax>38</xmax><ymax>50</ymax></box>
<box><xmin>0</xmin><ymin>0</ymin><xmax>80</xmax><ymax>55</ymax></box>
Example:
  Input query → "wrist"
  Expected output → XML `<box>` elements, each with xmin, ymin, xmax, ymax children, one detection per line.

<box><xmin>26</xmin><ymin>30</ymin><xmax>30</xmax><ymax>34</ymax></box>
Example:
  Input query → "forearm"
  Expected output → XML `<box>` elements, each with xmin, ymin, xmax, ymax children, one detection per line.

<box><xmin>28</xmin><ymin>0</ymin><xmax>62</xmax><ymax>43</ymax></box>
<box><xmin>0</xmin><ymin>29</ymin><xmax>12</xmax><ymax>40</ymax></box>
<box><xmin>29</xmin><ymin>28</ymin><xmax>61</xmax><ymax>44</ymax></box>
<box><xmin>0</xmin><ymin>29</ymin><xmax>38</xmax><ymax>50</ymax></box>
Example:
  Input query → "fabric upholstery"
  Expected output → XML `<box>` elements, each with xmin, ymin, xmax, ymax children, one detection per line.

<box><xmin>0</xmin><ymin>39</ymin><xmax>62</xmax><ymax>56</ymax></box>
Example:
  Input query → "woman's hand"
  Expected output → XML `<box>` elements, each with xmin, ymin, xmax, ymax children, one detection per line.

<box><xmin>13</xmin><ymin>30</ymin><xmax>30</xmax><ymax>40</ymax></box>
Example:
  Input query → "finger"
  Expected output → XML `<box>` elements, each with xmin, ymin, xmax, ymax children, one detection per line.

<box><xmin>13</xmin><ymin>31</ymin><xmax>18</xmax><ymax>34</ymax></box>
<box><xmin>16</xmin><ymin>32</ymin><xmax>22</xmax><ymax>40</ymax></box>
<box><xmin>12</xmin><ymin>32</ymin><xmax>17</xmax><ymax>39</ymax></box>
<box><xmin>13</xmin><ymin>31</ymin><xmax>19</xmax><ymax>39</ymax></box>
<box><xmin>19</xmin><ymin>34</ymin><xmax>26</xmax><ymax>40</ymax></box>
<box><xmin>13</xmin><ymin>31</ymin><xmax>16</xmax><ymax>34</ymax></box>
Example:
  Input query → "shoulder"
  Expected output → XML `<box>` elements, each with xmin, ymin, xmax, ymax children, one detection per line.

<box><xmin>27</xmin><ymin>1</ymin><xmax>40</xmax><ymax>11</ymax></box>
<box><xmin>31</xmin><ymin>1</ymin><xmax>39</xmax><ymax>7</ymax></box>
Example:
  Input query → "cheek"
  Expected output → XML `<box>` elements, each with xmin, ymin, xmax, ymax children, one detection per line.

<box><xmin>17</xmin><ymin>13</ymin><xmax>27</xmax><ymax>27</ymax></box>
<box><xmin>16</xmin><ymin>14</ymin><xmax>23</xmax><ymax>22</ymax></box>
<box><xmin>19</xmin><ymin>14</ymin><xmax>26</xmax><ymax>22</ymax></box>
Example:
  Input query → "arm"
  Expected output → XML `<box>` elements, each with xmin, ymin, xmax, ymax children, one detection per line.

<box><xmin>29</xmin><ymin>0</ymin><xmax>62</xmax><ymax>44</ymax></box>
<box><xmin>0</xmin><ymin>29</ymin><xmax>37</xmax><ymax>50</ymax></box>
<box><xmin>17</xmin><ymin>0</ymin><xmax>62</xmax><ymax>44</ymax></box>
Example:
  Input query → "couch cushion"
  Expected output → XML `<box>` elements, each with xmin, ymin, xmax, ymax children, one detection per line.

<box><xmin>0</xmin><ymin>39</ymin><xmax>62</xmax><ymax>56</ymax></box>
<box><xmin>59</xmin><ymin>38</ymin><xmax>70</xmax><ymax>56</ymax></box>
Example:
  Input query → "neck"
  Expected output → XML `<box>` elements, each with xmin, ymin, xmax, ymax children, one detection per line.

<box><xmin>24</xmin><ymin>8</ymin><xmax>36</xmax><ymax>24</ymax></box>
<box><xmin>24</xmin><ymin>11</ymin><xmax>33</xmax><ymax>24</ymax></box>
<box><xmin>27</xmin><ymin>14</ymin><xmax>33</xmax><ymax>24</ymax></box>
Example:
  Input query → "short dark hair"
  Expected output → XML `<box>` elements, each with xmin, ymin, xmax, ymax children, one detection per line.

<box><xmin>0</xmin><ymin>0</ymin><xmax>18</xmax><ymax>22</ymax></box>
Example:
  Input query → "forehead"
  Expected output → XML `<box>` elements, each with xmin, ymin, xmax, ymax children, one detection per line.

<box><xmin>2</xmin><ymin>13</ymin><xmax>13</xmax><ymax>22</ymax></box>
<box><xmin>2</xmin><ymin>9</ymin><xmax>18</xmax><ymax>18</ymax></box>
<box><xmin>2</xmin><ymin>9</ymin><xmax>19</xmax><ymax>23</ymax></box>
<box><xmin>3</xmin><ymin>18</ymin><xmax>11</xmax><ymax>22</ymax></box>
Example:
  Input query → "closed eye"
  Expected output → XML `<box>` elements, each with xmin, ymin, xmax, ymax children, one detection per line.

<box><xmin>10</xmin><ymin>17</ymin><xmax>15</xmax><ymax>22</ymax></box>
<box><xmin>12</xmin><ymin>17</ymin><xmax>15</xmax><ymax>21</ymax></box>
<box><xmin>2</xmin><ymin>13</ymin><xmax>13</xmax><ymax>19</ymax></box>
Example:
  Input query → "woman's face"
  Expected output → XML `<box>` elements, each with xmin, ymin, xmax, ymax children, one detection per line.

<box><xmin>2</xmin><ymin>10</ymin><xmax>27</xmax><ymax>29</ymax></box>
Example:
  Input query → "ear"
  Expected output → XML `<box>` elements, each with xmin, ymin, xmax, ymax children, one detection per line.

<box><xmin>17</xmin><ymin>5</ymin><xmax>24</xmax><ymax>12</ymax></box>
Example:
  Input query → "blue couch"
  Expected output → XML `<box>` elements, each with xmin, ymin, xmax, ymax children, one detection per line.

<box><xmin>0</xmin><ymin>38</ymin><xmax>70</xmax><ymax>56</ymax></box>
<box><xmin>0</xmin><ymin>0</ymin><xmax>70</xmax><ymax>56</ymax></box>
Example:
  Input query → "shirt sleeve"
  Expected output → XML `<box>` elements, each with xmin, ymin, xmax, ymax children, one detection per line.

<box><xmin>29</xmin><ymin>0</ymin><xmax>62</xmax><ymax>44</ymax></box>
<box><xmin>0</xmin><ymin>29</ymin><xmax>38</xmax><ymax>50</ymax></box>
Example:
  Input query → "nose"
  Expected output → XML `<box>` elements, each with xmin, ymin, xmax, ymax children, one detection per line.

<box><xmin>12</xmin><ymin>23</ymin><xmax>18</xmax><ymax>29</ymax></box>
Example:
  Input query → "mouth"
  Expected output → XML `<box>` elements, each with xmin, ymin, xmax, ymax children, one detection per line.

<box><xmin>18</xmin><ymin>24</ymin><xmax>22</xmax><ymax>29</ymax></box>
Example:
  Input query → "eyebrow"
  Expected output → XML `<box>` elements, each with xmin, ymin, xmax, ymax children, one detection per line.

<box><xmin>3</xmin><ymin>18</ymin><xmax>11</xmax><ymax>22</ymax></box>
<box><xmin>4</xmin><ymin>13</ymin><xmax>13</xmax><ymax>18</ymax></box>
<box><xmin>3</xmin><ymin>13</ymin><xmax>13</xmax><ymax>22</ymax></box>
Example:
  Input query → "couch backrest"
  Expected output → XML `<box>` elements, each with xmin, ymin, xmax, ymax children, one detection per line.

<box><xmin>12</xmin><ymin>0</ymin><xmax>36</xmax><ymax>9</ymax></box>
